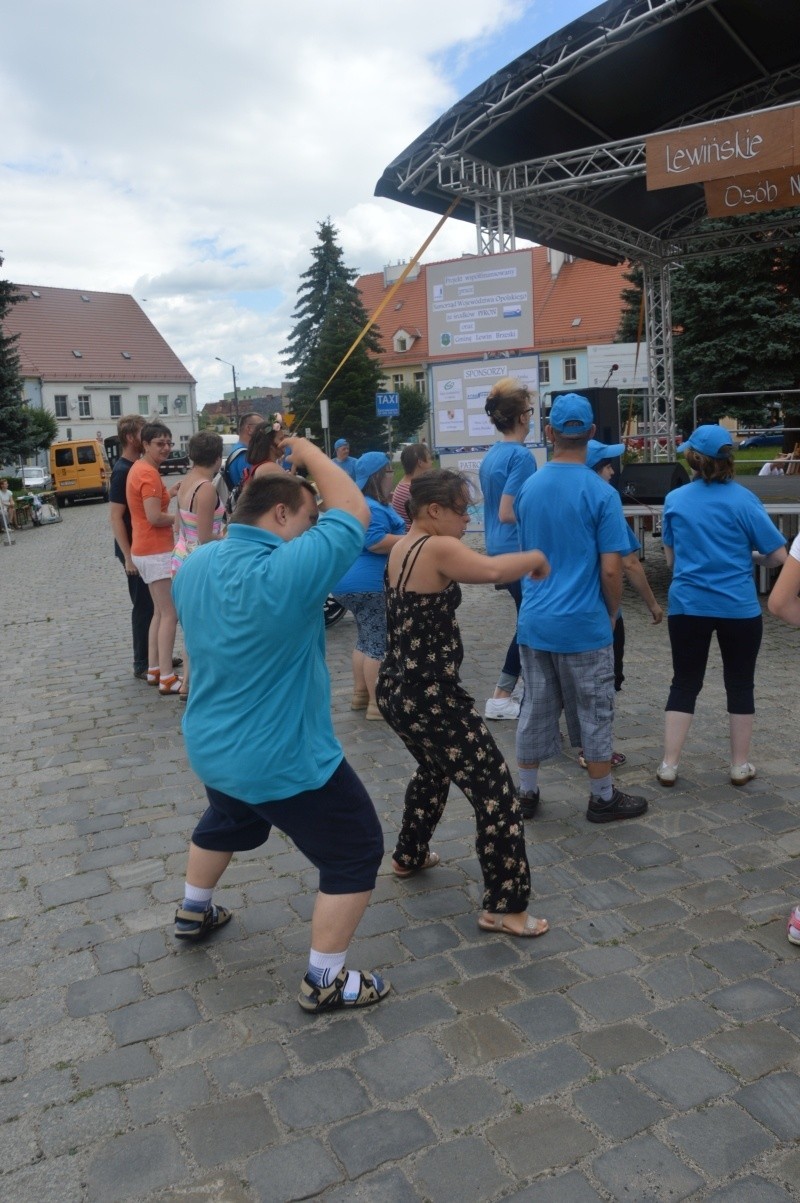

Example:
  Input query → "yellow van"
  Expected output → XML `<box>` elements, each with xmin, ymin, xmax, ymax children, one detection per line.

<box><xmin>49</xmin><ymin>439</ymin><xmax>111</xmax><ymax>505</ymax></box>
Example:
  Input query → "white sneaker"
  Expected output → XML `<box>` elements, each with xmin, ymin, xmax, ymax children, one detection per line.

<box><xmin>730</xmin><ymin>762</ymin><xmax>756</xmax><ymax>786</ymax></box>
<box><xmin>656</xmin><ymin>761</ymin><xmax>678</xmax><ymax>786</ymax></box>
<box><xmin>484</xmin><ymin>696</ymin><xmax>521</xmax><ymax>721</ymax></box>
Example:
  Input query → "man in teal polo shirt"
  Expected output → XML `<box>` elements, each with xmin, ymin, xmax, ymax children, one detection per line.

<box><xmin>172</xmin><ymin>438</ymin><xmax>391</xmax><ymax>1013</ymax></box>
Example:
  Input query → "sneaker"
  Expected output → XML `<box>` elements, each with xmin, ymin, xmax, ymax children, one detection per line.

<box><xmin>730</xmin><ymin>762</ymin><xmax>756</xmax><ymax>786</ymax></box>
<box><xmin>656</xmin><ymin>762</ymin><xmax>678</xmax><ymax>787</ymax></box>
<box><xmin>787</xmin><ymin>906</ymin><xmax>800</xmax><ymax>946</ymax></box>
<box><xmin>298</xmin><ymin>967</ymin><xmax>391</xmax><ymax>1012</ymax></box>
<box><xmin>587</xmin><ymin>788</ymin><xmax>648</xmax><ymax>823</ymax></box>
<box><xmin>174</xmin><ymin>903</ymin><xmax>232</xmax><ymax>941</ymax></box>
<box><xmin>518</xmin><ymin>788</ymin><xmax>540</xmax><ymax>820</ymax></box>
<box><xmin>579</xmin><ymin>749</ymin><xmax>627</xmax><ymax>770</ymax></box>
<box><xmin>484</xmin><ymin>695</ymin><xmax>521</xmax><ymax>721</ymax></box>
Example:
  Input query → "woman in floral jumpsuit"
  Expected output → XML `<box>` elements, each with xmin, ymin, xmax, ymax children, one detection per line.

<box><xmin>377</xmin><ymin>469</ymin><xmax>550</xmax><ymax>938</ymax></box>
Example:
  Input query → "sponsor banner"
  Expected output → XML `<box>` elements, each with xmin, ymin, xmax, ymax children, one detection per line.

<box><xmin>427</xmin><ymin>250</ymin><xmax>534</xmax><ymax>357</ymax></box>
<box><xmin>431</xmin><ymin>354</ymin><xmax>541</xmax><ymax>450</ymax></box>
<box><xmin>646</xmin><ymin>103</ymin><xmax>800</xmax><ymax>190</ymax></box>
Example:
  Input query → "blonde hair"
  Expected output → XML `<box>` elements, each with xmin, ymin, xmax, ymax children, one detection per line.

<box><xmin>484</xmin><ymin>378</ymin><xmax>531</xmax><ymax>433</ymax></box>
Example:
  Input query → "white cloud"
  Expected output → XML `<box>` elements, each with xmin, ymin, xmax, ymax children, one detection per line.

<box><xmin>1</xmin><ymin>0</ymin><xmax>557</xmax><ymax>406</ymax></box>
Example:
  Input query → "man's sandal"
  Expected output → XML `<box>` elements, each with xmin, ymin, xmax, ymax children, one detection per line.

<box><xmin>478</xmin><ymin>912</ymin><xmax>549</xmax><ymax>938</ymax></box>
<box><xmin>298</xmin><ymin>968</ymin><xmax>391</xmax><ymax>1012</ymax></box>
<box><xmin>174</xmin><ymin>903</ymin><xmax>232</xmax><ymax>941</ymax></box>
<box><xmin>391</xmin><ymin>851</ymin><xmax>440</xmax><ymax>879</ymax></box>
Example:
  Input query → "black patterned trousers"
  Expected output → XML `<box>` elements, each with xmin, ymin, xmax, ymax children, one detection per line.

<box><xmin>378</xmin><ymin>680</ymin><xmax>531</xmax><ymax>914</ymax></box>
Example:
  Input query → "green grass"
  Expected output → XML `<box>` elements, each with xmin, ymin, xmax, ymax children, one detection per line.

<box><xmin>734</xmin><ymin>446</ymin><xmax>784</xmax><ymax>475</ymax></box>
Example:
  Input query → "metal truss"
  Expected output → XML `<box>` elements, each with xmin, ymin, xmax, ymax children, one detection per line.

<box><xmin>474</xmin><ymin>197</ymin><xmax>516</xmax><ymax>254</ymax></box>
<box><xmin>643</xmin><ymin>263</ymin><xmax>675</xmax><ymax>460</ymax></box>
<box><xmin>395</xmin><ymin>0</ymin><xmax>711</xmax><ymax>198</ymax></box>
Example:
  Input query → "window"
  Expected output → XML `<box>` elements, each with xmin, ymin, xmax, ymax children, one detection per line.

<box><xmin>54</xmin><ymin>395</ymin><xmax>68</xmax><ymax>418</ymax></box>
<box><xmin>77</xmin><ymin>445</ymin><xmax>97</xmax><ymax>464</ymax></box>
<box><xmin>78</xmin><ymin>394</ymin><xmax>92</xmax><ymax>418</ymax></box>
<box><xmin>538</xmin><ymin>359</ymin><xmax>550</xmax><ymax>385</ymax></box>
<box><xmin>562</xmin><ymin>356</ymin><xmax>577</xmax><ymax>383</ymax></box>
<box><xmin>174</xmin><ymin>395</ymin><xmax>187</xmax><ymax>414</ymax></box>
<box><xmin>392</xmin><ymin>374</ymin><xmax>404</xmax><ymax>391</ymax></box>
<box><xmin>109</xmin><ymin>394</ymin><xmax>122</xmax><ymax>418</ymax></box>
<box><xmin>158</xmin><ymin>394</ymin><xmax>169</xmax><ymax>415</ymax></box>
<box><xmin>413</xmin><ymin>372</ymin><xmax>426</xmax><ymax>396</ymax></box>
<box><xmin>55</xmin><ymin>448</ymin><xmax>74</xmax><ymax>467</ymax></box>
<box><xmin>138</xmin><ymin>395</ymin><xmax>149</xmax><ymax>415</ymax></box>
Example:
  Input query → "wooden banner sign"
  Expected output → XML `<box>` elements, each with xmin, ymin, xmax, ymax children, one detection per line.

<box><xmin>646</xmin><ymin>103</ymin><xmax>800</xmax><ymax>191</ymax></box>
<box><xmin>705</xmin><ymin>165</ymin><xmax>800</xmax><ymax>217</ymax></box>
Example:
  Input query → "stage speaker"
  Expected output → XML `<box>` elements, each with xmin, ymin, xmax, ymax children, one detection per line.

<box><xmin>549</xmin><ymin>388</ymin><xmax>620</xmax><ymax>444</ymax></box>
<box><xmin>737</xmin><ymin>474</ymin><xmax>800</xmax><ymax>503</ymax></box>
<box><xmin>618</xmin><ymin>462</ymin><xmax>690</xmax><ymax>505</ymax></box>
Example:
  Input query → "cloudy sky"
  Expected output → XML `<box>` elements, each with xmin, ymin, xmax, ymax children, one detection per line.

<box><xmin>2</xmin><ymin>0</ymin><xmax>591</xmax><ymax>408</ymax></box>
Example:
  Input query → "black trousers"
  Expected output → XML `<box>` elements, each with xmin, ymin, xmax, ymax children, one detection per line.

<box><xmin>127</xmin><ymin>568</ymin><xmax>154</xmax><ymax>673</ymax></box>
<box><xmin>666</xmin><ymin>613</ymin><xmax>763</xmax><ymax>715</ymax></box>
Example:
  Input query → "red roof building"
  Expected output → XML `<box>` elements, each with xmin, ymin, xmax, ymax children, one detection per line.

<box><xmin>5</xmin><ymin>284</ymin><xmax>197</xmax><ymax>449</ymax></box>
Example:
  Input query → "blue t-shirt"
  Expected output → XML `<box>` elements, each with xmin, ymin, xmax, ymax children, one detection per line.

<box><xmin>479</xmin><ymin>442</ymin><xmax>537</xmax><ymax>556</ymax></box>
<box><xmin>226</xmin><ymin>442</ymin><xmax>248</xmax><ymax>488</ymax></box>
<box><xmin>333</xmin><ymin>497</ymin><xmax>405</xmax><ymax>593</ymax></box>
<box><xmin>662</xmin><ymin>479</ymin><xmax>784</xmax><ymax>618</ymax></box>
<box><xmin>515</xmin><ymin>463</ymin><xmax>631</xmax><ymax>652</ymax></box>
<box><xmin>173</xmin><ymin>509</ymin><xmax>364</xmax><ymax>803</ymax></box>
<box><xmin>333</xmin><ymin>455</ymin><xmax>357</xmax><ymax>480</ymax></box>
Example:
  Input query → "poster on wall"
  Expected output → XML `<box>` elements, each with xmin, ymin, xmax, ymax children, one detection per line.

<box><xmin>431</xmin><ymin>354</ymin><xmax>542</xmax><ymax>450</ymax></box>
<box><xmin>427</xmin><ymin>250</ymin><xmax>534</xmax><ymax>358</ymax></box>
<box><xmin>586</xmin><ymin>343</ymin><xmax>650</xmax><ymax>390</ymax></box>
<box><xmin>439</xmin><ymin>446</ymin><xmax>548</xmax><ymax>536</ymax></box>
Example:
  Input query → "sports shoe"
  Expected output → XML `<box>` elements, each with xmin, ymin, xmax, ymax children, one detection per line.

<box><xmin>579</xmin><ymin>749</ymin><xmax>627</xmax><ymax>770</ymax></box>
<box><xmin>484</xmin><ymin>695</ymin><xmax>520</xmax><ymax>721</ymax></box>
<box><xmin>518</xmin><ymin>788</ymin><xmax>540</xmax><ymax>820</ymax></box>
<box><xmin>298</xmin><ymin>968</ymin><xmax>391</xmax><ymax>1012</ymax></box>
<box><xmin>656</xmin><ymin>762</ymin><xmax>679</xmax><ymax>787</ymax></box>
<box><xmin>587</xmin><ymin>788</ymin><xmax>648</xmax><ymax>823</ymax></box>
<box><xmin>174</xmin><ymin>903</ymin><xmax>232</xmax><ymax>941</ymax></box>
<box><xmin>787</xmin><ymin>906</ymin><xmax>800</xmax><ymax>946</ymax></box>
<box><xmin>730</xmin><ymin>762</ymin><xmax>756</xmax><ymax>786</ymax></box>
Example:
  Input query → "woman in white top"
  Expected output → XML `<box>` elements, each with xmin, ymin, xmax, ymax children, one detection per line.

<box><xmin>767</xmin><ymin>533</ymin><xmax>800</xmax><ymax>948</ymax></box>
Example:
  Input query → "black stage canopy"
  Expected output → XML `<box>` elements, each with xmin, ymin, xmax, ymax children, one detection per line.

<box><xmin>375</xmin><ymin>0</ymin><xmax>800</xmax><ymax>266</ymax></box>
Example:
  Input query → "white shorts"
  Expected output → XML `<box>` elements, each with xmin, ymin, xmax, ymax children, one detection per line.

<box><xmin>132</xmin><ymin>552</ymin><xmax>173</xmax><ymax>584</ymax></box>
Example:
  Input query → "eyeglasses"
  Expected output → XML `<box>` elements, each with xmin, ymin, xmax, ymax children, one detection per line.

<box><xmin>152</xmin><ymin>439</ymin><xmax>173</xmax><ymax>447</ymax></box>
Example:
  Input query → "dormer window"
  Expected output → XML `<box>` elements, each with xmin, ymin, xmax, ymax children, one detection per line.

<box><xmin>121</xmin><ymin>351</ymin><xmax>132</xmax><ymax>360</ymax></box>
<box><xmin>393</xmin><ymin>328</ymin><xmax>415</xmax><ymax>354</ymax></box>
<box><xmin>72</xmin><ymin>350</ymin><xmax>83</xmax><ymax>358</ymax></box>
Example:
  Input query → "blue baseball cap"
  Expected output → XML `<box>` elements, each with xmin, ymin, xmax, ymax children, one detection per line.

<box><xmin>355</xmin><ymin>451</ymin><xmax>390</xmax><ymax>489</ymax></box>
<box><xmin>549</xmin><ymin>393</ymin><xmax>594</xmax><ymax>435</ymax></box>
<box><xmin>334</xmin><ymin>438</ymin><xmax>349</xmax><ymax>451</ymax></box>
<box><xmin>586</xmin><ymin>439</ymin><xmax>625</xmax><ymax>469</ymax></box>
<box><xmin>682</xmin><ymin>424</ymin><xmax>733</xmax><ymax>457</ymax></box>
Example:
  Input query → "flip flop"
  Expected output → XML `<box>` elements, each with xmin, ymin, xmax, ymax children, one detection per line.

<box><xmin>392</xmin><ymin>852</ymin><xmax>440</xmax><ymax>878</ymax></box>
<box><xmin>478</xmin><ymin>912</ymin><xmax>549</xmax><ymax>938</ymax></box>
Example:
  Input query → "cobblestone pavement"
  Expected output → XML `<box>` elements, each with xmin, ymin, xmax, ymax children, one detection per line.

<box><xmin>2</xmin><ymin>499</ymin><xmax>800</xmax><ymax>1203</ymax></box>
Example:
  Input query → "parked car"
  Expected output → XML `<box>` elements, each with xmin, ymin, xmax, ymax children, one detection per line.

<box><xmin>159</xmin><ymin>448</ymin><xmax>190</xmax><ymax>475</ymax></box>
<box><xmin>738</xmin><ymin>427</ymin><xmax>784</xmax><ymax>448</ymax></box>
<box><xmin>21</xmin><ymin>465</ymin><xmax>51</xmax><ymax>491</ymax></box>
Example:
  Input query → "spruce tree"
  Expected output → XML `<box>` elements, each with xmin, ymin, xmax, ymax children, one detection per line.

<box><xmin>0</xmin><ymin>260</ymin><xmax>29</xmax><ymax>462</ymax></box>
<box><xmin>283</xmin><ymin>220</ymin><xmax>385</xmax><ymax>451</ymax></box>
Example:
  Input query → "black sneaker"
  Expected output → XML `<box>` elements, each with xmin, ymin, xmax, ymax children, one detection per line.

<box><xmin>587</xmin><ymin>788</ymin><xmax>647</xmax><ymax>824</ymax></box>
<box><xmin>518</xmin><ymin>788</ymin><xmax>540</xmax><ymax>820</ymax></box>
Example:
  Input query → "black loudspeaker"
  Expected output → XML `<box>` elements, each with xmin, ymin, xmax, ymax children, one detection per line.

<box><xmin>549</xmin><ymin>388</ymin><xmax>620</xmax><ymax>444</ymax></box>
<box><xmin>618</xmin><ymin>462</ymin><xmax>690</xmax><ymax>505</ymax></box>
<box><xmin>737</xmin><ymin>474</ymin><xmax>800</xmax><ymax>503</ymax></box>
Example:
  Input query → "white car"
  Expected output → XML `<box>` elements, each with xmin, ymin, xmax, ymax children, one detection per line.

<box><xmin>22</xmin><ymin>466</ymin><xmax>50</xmax><ymax>490</ymax></box>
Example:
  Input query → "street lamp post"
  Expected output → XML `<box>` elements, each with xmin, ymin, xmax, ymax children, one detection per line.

<box><xmin>215</xmin><ymin>357</ymin><xmax>240</xmax><ymax>428</ymax></box>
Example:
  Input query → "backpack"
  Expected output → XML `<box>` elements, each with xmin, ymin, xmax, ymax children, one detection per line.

<box><xmin>219</xmin><ymin>446</ymin><xmax>248</xmax><ymax>515</ymax></box>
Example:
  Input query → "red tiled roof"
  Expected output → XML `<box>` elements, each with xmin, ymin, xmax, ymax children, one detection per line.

<box><xmin>357</xmin><ymin>248</ymin><xmax>628</xmax><ymax>367</ymax></box>
<box><xmin>4</xmin><ymin>284</ymin><xmax>195</xmax><ymax>384</ymax></box>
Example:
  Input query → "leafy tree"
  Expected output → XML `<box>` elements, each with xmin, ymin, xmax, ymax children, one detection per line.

<box><xmin>390</xmin><ymin>385</ymin><xmax>429</xmax><ymax>444</ymax></box>
<box><xmin>616</xmin><ymin>221</ymin><xmax>800</xmax><ymax>436</ymax></box>
<box><xmin>21</xmin><ymin>407</ymin><xmax>58</xmax><ymax>455</ymax></box>
<box><xmin>282</xmin><ymin>219</ymin><xmax>385</xmax><ymax>451</ymax></box>
<box><xmin>616</xmin><ymin>262</ymin><xmax>644</xmax><ymax>344</ymax></box>
<box><xmin>0</xmin><ymin>260</ymin><xmax>29</xmax><ymax>462</ymax></box>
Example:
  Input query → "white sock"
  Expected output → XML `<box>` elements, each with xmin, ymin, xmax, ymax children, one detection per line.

<box><xmin>307</xmin><ymin>948</ymin><xmax>347</xmax><ymax>987</ymax></box>
<box><xmin>183</xmin><ymin>883</ymin><xmax>213</xmax><ymax>913</ymax></box>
